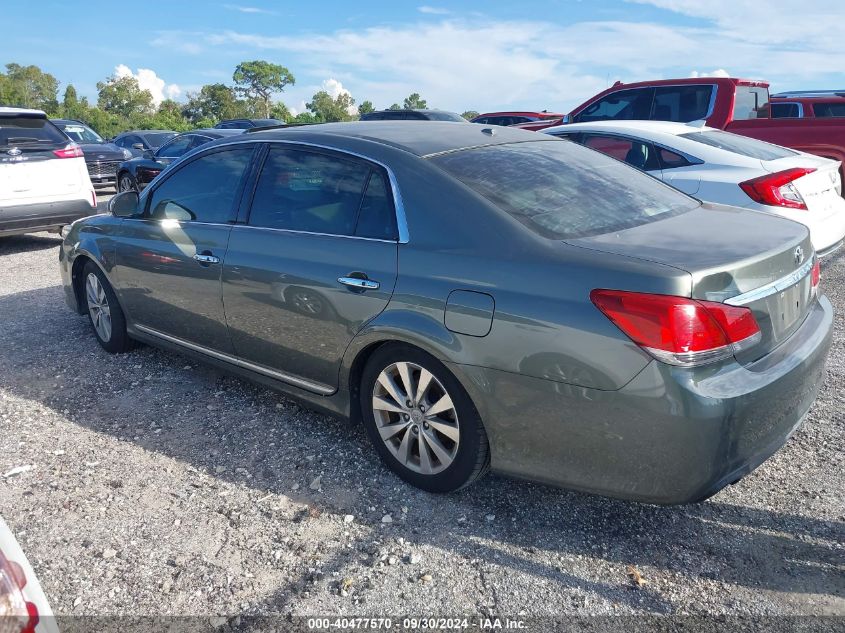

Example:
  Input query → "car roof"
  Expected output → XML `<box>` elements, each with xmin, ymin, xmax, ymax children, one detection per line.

<box><xmin>116</xmin><ymin>129</ymin><xmax>177</xmax><ymax>135</ymax></box>
<box><xmin>242</xmin><ymin>121</ymin><xmax>555</xmax><ymax>157</ymax></box>
<box><xmin>0</xmin><ymin>107</ymin><xmax>46</xmax><ymax>116</ymax></box>
<box><xmin>188</xmin><ymin>128</ymin><xmax>246</xmax><ymax>137</ymax></box>
<box><xmin>544</xmin><ymin>120</ymin><xmax>710</xmax><ymax>137</ymax></box>
<box><xmin>475</xmin><ymin>111</ymin><xmax>565</xmax><ymax>118</ymax></box>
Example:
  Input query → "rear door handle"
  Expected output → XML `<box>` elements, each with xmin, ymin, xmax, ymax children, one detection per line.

<box><xmin>338</xmin><ymin>276</ymin><xmax>380</xmax><ymax>290</ymax></box>
<box><xmin>194</xmin><ymin>253</ymin><xmax>220</xmax><ymax>264</ymax></box>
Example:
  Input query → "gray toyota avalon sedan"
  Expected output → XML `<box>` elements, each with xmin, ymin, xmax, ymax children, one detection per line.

<box><xmin>59</xmin><ymin>122</ymin><xmax>833</xmax><ymax>504</ymax></box>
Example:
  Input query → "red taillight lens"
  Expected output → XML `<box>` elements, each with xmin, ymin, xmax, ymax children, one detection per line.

<box><xmin>52</xmin><ymin>144</ymin><xmax>84</xmax><ymax>159</ymax></box>
<box><xmin>739</xmin><ymin>167</ymin><xmax>815</xmax><ymax>210</ymax></box>
<box><xmin>0</xmin><ymin>550</ymin><xmax>38</xmax><ymax>633</ymax></box>
<box><xmin>590</xmin><ymin>289</ymin><xmax>761</xmax><ymax>366</ymax></box>
<box><xmin>811</xmin><ymin>258</ymin><xmax>821</xmax><ymax>289</ymax></box>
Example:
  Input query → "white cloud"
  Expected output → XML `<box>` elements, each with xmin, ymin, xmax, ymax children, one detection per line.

<box><xmin>114</xmin><ymin>65</ymin><xmax>181</xmax><ymax>106</ymax></box>
<box><xmin>223</xmin><ymin>4</ymin><xmax>273</xmax><ymax>14</ymax></box>
<box><xmin>689</xmin><ymin>69</ymin><xmax>730</xmax><ymax>78</ymax></box>
<box><xmin>418</xmin><ymin>6</ymin><xmax>451</xmax><ymax>14</ymax></box>
<box><xmin>320</xmin><ymin>78</ymin><xmax>358</xmax><ymax>115</ymax></box>
<box><xmin>289</xmin><ymin>100</ymin><xmax>308</xmax><ymax>116</ymax></box>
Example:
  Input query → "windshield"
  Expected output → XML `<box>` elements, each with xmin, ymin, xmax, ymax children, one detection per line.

<box><xmin>142</xmin><ymin>132</ymin><xmax>177</xmax><ymax>147</ymax></box>
<box><xmin>680</xmin><ymin>130</ymin><xmax>797</xmax><ymax>160</ymax></box>
<box><xmin>432</xmin><ymin>140</ymin><xmax>699</xmax><ymax>239</ymax></box>
<box><xmin>425</xmin><ymin>111</ymin><xmax>465</xmax><ymax>122</ymax></box>
<box><xmin>0</xmin><ymin>115</ymin><xmax>68</xmax><ymax>149</ymax></box>
<box><xmin>58</xmin><ymin>122</ymin><xmax>104</xmax><ymax>143</ymax></box>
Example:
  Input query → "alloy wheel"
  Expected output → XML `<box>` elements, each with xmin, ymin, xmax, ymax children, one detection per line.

<box><xmin>371</xmin><ymin>361</ymin><xmax>460</xmax><ymax>475</ymax></box>
<box><xmin>85</xmin><ymin>273</ymin><xmax>112</xmax><ymax>342</ymax></box>
<box><xmin>119</xmin><ymin>175</ymin><xmax>134</xmax><ymax>192</ymax></box>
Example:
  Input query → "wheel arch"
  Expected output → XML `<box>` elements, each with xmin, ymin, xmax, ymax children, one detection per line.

<box><xmin>70</xmin><ymin>250</ymin><xmax>123</xmax><ymax>316</ymax></box>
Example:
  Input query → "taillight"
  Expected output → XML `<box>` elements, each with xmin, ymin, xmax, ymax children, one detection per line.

<box><xmin>811</xmin><ymin>258</ymin><xmax>821</xmax><ymax>290</ymax></box>
<box><xmin>0</xmin><ymin>550</ymin><xmax>38</xmax><ymax>633</ymax></box>
<box><xmin>91</xmin><ymin>189</ymin><xmax>98</xmax><ymax>209</ymax></box>
<box><xmin>739</xmin><ymin>167</ymin><xmax>816</xmax><ymax>210</ymax></box>
<box><xmin>52</xmin><ymin>144</ymin><xmax>84</xmax><ymax>159</ymax></box>
<box><xmin>590</xmin><ymin>289</ymin><xmax>762</xmax><ymax>367</ymax></box>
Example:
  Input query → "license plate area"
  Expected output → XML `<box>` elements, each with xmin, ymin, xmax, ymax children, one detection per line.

<box><xmin>762</xmin><ymin>275</ymin><xmax>812</xmax><ymax>343</ymax></box>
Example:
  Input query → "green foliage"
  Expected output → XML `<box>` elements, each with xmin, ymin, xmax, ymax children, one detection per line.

<box><xmin>306</xmin><ymin>90</ymin><xmax>356</xmax><ymax>123</ymax></box>
<box><xmin>233</xmin><ymin>60</ymin><xmax>295</xmax><ymax>118</ymax></box>
<box><xmin>403</xmin><ymin>93</ymin><xmax>427</xmax><ymax>110</ymax></box>
<box><xmin>461</xmin><ymin>110</ymin><xmax>480</xmax><ymax>120</ymax></box>
<box><xmin>292</xmin><ymin>111</ymin><xmax>320</xmax><ymax>124</ymax></box>
<box><xmin>270</xmin><ymin>101</ymin><xmax>292</xmax><ymax>122</ymax></box>
<box><xmin>0</xmin><ymin>63</ymin><xmax>59</xmax><ymax>113</ymax></box>
<box><xmin>96</xmin><ymin>75</ymin><xmax>154</xmax><ymax>118</ymax></box>
<box><xmin>182</xmin><ymin>83</ymin><xmax>243</xmax><ymax>125</ymax></box>
<box><xmin>388</xmin><ymin>103</ymin><xmax>402</xmax><ymax>111</ymax></box>
<box><xmin>358</xmin><ymin>100</ymin><xmax>375</xmax><ymax>116</ymax></box>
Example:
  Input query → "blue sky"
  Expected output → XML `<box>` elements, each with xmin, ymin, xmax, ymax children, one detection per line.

<box><xmin>4</xmin><ymin>0</ymin><xmax>843</xmax><ymax>114</ymax></box>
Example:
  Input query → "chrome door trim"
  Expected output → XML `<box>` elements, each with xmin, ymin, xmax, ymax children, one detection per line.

<box><xmin>193</xmin><ymin>253</ymin><xmax>221</xmax><ymax>264</ymax></box>
<box><xmin>133</xmin><ymin>324</ymin><xmax>336</xmax><ymax>395</ymax></box>
<box><xmin>338</xmin><ymin>276</ymin><xmax>380</xmax><ymax>290</ymax></box>
<box><xmin>724</xmin><ymin>258</ymin><xmax>814</xmax><ymax>306</ymax></box>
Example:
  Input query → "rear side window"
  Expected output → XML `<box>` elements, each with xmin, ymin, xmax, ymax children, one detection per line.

<box><xmin>771</xmin><ymin>102</ymin><xmax>801</xmax><ymax>118</ymax></box>
<box><xmin>657</xmin><ymin>147</ymin><xmax>698</xmax><ymax>170</ymax></box>
<box><xmin>652</xmin><ymin>85</ymin><xmax>713</xmax><ymax>122</ymax></box>
<box><xmin>732</xmin><ymin>86</ymin><xmax>770</xmax><ymax>120</ymax></box>
<box><xmin>581</xmin><ymin>134</ymin><xmax>660</xmax><ymax>171</ymax></box>
<box><xmin>147</xmin><ymin>148</ymin><xmax>253</xmax><ymax>223</ymax></box>
<box><xmin>813</xmin><ymin>102</ymin><xmax>845</xmax><ymax>117</ymax></box>
<box><xmin>680</xmin><ymin>130</ymin><xmax>797</xmax><ymax>160</ymax></box>
<box><xmin>354</xmin><ymin>172</ymin><xmax>397</xmax><ymax>240</ymax></box>
<box><xmin>573</xmin><ymin>88</ymin><xmax>653</xmax><ymax>123</ymax></box>
<box><xmin>0</xmin><ymin>115</ymin><xmax>68</xmax><ymax>149</ymax></box>
<box><xmin>432</xmin><ymin>141</ymin><xmax>698</xmax><ymax>240</ymax></box>
<box><xmin>248</xmin><ymin>147</ymin><xmax>387</xmax><ymax>237</ymax></box>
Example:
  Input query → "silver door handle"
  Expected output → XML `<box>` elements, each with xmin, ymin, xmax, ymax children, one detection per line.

<box><xmin>338</xmin><ymin>276</ymin><xmax>380</xmax><ymax>290</ymax></box>
<box><xmin>194</xmin><ymin>254</ymin><xmax>220</xmax><ymax>264</ymax></box>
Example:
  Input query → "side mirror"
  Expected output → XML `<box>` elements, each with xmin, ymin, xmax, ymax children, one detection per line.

<box><xmin>108</xmin><ymin>191</ymin><xmax>140</xmax><ymax>218</ymax></box>
<box><xmin>143</xmin><ymin>149</ymin><xmax>155</xmax><ymax>159</ymax></box>
<box><xmin>560</xmin><ymin>114</ymin><xmax>572</xmax><ymax>124</ymax></box>
<box><xmin>132</xmin><ymin>143</ymin><xmax>145</xmax><ymax>150</ymax></box>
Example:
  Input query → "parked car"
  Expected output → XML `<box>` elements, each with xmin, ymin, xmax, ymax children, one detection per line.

<box><xmin>544</xmin><ymin>121</ymin><xmax>845</xmax><ymax>257</ymax></box>
<box><xmin>115</xmin><ymin>129</ymin><xmax>244</xmax><ymax>192</ymax></box>
<box><xmin>0</xmin><ymin>516</ymin><xmax>59</xmax><ymax>633</ymax></box>
<box><xmin>534</xmin><ymin>77</ymin><xmax>845</xmax><ymax>193</ymax></box>
<box><xmin>471</xmin><ymin>111</ymin><xmax>566</xmax><ymax>128</ymax></box>
<box><xmin>770</xmin><ymin>90</ymin><xmax>845</xmax><ymax>119</ymax></box>
<box><xmin>112</xmin><ymin>130</ymin><xmax>178</xmax><ymax>157</ymax></box>
<box><xmin>360</xmin><ymin>109</ymin><xmax>466</xmax><ymax>122</ymax></box>
<box><xmin>60</xmin><ymin>122</ymin><xmax>831</xmax><ymax>505</ymax></box>
<box><xmin>1</xmin><ymin>108</ymin><xmax>97</xmax><ymax>237</ymax></box>
<box><xmin>52</xmin><ymin>119</ymin><xmax>131</xmax><ymax>191</ymax></box>
<box><xmin>214</xmin><ymin>118</ymin><xmax>285</xmax><ymax>129</ymax></box>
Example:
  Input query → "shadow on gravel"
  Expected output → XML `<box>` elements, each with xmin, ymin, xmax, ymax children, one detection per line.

<box><xmin>0</xmin><ymin>233</ymin><xmax>63</xmax><ymax>255</ymax></box>
<box><xmin>1</xmin><ymin>285</ymin><xmax>842</xmax><ymax>613</ymax></box>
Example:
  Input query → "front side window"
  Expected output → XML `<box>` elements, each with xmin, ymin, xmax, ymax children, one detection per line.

<box><xmin>157</xmin><ymin>135</ymin><xmax>194</xmax><ymax>158</ymax></box>
<box><xmin>813</xmin><ymin>102</ymin><xmax>845</xmax><ymax>118</ymax></box>
<box><xmin>147</xmin><ymin>148</ymin><xmax>253</xmax><ymax>223</ymax></box>
<box><xmin>652</xmin><ymin>85</ymin><xmax>713</xmax><ymax>122</ymax></box>
<box><xmin>249</xmin><ymin>147</ymin><xmax>395</xmax><ymax>238</ymax></box>
<box><xmin>432</xmin><ymin>141</ymin><xmax>698</xmax><ymax>240</ymax></box>
<box><xmin>573</xmin><ymin>88</ymin><xmax>653</xmax><ymax>123</ymax></box>
<box><xmin>680</xmin><ymin>130</ymin><xmax>797</xmax><ymax>160</ymax></box>
<box><xmin>771</xmin><ymin>102</ymin><xmax>801</xmax><ymax>118</ymax></box>
<box><xmin>732</xmin><ymin>86</ymin><xmax>770</xmax><ymax>120</ymax></box>
<box><xmin>581</xmin><ymin>134</ymin><xmax>660</xmax><ymax>171</ymax></box>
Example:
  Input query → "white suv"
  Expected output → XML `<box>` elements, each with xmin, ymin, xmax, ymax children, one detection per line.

<box><xmin>1</xmin><ymin>107</ymin><xmax>97</xmax><ymax>237</ymax></box>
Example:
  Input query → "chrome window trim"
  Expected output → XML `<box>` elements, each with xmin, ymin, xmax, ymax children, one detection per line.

<box><xmin>134</xmin><ymin>324</ymin><xmax>336</xmax><ymax>395</ymax></box>
<box><xmin>175</xmin><ymin>137</ymin><xmax>410</xmax><ymax>243</ymax></box>
<box><xmin>724</xmin><ymin>258</ymin><xmax>814</xmax><ymax>306</ymax></box>
<box><xmin>230</xmin><ymin>223</ymin><xmax>398</xmax><ymax>244</ymax></box>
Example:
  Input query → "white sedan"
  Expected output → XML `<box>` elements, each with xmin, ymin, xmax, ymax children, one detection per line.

<box><xmin>543</xmin><ymin>120</ymin><xmax>845</xmax><ymax>257</ymax></box>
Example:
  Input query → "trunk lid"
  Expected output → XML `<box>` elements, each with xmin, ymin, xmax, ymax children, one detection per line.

<box><xmin>760</xmin><ymin>154</ymin><xmax>842</xmax><ymax>213</ymax></box>
<box><xmin>567</xmin><ymin>202</ymin><xmax>815</xmax><ymax>361</ymax></box>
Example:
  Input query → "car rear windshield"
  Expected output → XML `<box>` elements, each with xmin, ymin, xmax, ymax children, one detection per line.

<box><xmin>431</xmin><ymin>140</ymin><xmax>698</xmax><ymax>239</ymax></box>
<box><xmin>680</xmin><ymin>130</ymin><xmax>797</xmax><ymax>160</ymax></box>
<box><xmin>0</xmin><ymin>114</ymin><xmax>68</xmax><ymax>149</ymax></box>
<box><xmin>424</xmin><ymin>111</ymin><xmax>465</xmax><ymax>122</ymax></box>
<box><xmin>143</xmin><ymin>132</ymin><xmax>177</xmax><ymax>147</ymax></box>
<box><xmin>732</xmin><ymin>86</ymin><xmax>770</xmax><ymax>120</ymax></box>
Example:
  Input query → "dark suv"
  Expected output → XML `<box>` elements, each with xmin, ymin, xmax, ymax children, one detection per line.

<box><xmin>360</xmin><ymin>109</ymin><xmax>466</xmax><ymax>122</ymax></box>
<box><xmin>52</xmin><ymin>119</ymin><xmax>131</xmax><ymax>190</ymax></box>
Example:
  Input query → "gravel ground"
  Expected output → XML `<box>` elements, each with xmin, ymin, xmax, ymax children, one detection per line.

<box><xmin>0</xmin><ymin>228</ymin><xmax>842</xmax><ymax>622</ymax></box>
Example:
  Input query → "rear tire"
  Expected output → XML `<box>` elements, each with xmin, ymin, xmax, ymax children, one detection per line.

<box><xmin>82</xmin><ymin>261</ymin><xmax>134</xmax><ymax>354</ymax></box>
<box><xmin>360</xmin><ymin>343</ymin><xmax>490</xmax><ymax>492</ymax></box>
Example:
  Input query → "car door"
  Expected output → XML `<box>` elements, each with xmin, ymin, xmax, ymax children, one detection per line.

<box><xmin>222</xmin><ymin>144</ymin><xmax>399</xmax><ymax>393</ymax></box>
<box><xmin>114</xmin><ymin>145</ymin><xmax>257</xmax><ymax>352</ymax></box>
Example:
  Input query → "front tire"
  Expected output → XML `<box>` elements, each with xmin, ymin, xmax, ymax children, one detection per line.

<box><xmin>82</xmin><ymin>261</ymin><xmax>134</xmax><ymax>353</ymax></box>
<box><xmin>117</xmin><ymin>172</ymin><xmax>137</xmax><ymax>192</ymax></box>
<box><xmin>360</xmin><ymin>344</ymin><xmax>490</xmax><ymax>492</ymax></box>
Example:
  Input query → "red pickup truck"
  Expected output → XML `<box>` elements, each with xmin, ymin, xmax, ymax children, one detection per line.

<box><xmin>519</xmin><ymin>77</ymin><xmax>845</xmax><ymax>188</ymax></box>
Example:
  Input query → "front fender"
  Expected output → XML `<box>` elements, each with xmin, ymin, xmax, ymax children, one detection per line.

<box><xmin>62</xmin><ymin>217</ymin><xmax>122</xmax><ymax>313</ymax></box>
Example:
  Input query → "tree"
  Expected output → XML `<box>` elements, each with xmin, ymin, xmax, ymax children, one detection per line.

<box><xmin>461</xmin><ymin>110</ymin><xmax>480</xmax><ymax>120</ymax></box>
<box><xmin>358</xmin><ymin>100</ymin><xmax>375</xmax><ymax>115</ymax></box>
<box><xmin>270</xmin><ymin>101</ymin><xmax>292</xmax><ymax>122</ymax></box>
<box><xmin>292</xmin><ymin>111</ymin><xmax>319</xmax><ymax>124</ymax></box>
<box><xmin>232</xmin><ymin>61</ymin><xmax>295</xmax><ymax>118</ymax></box>
<box><xmin>0</xmin><ymin>63</ymin><xmax>59</xmax><ymax>112</ymax></box>
<box><xmin>61</xmin><ymin>85</ymin><xmax>88</xmax><ymax>121</ymax></box>
<box><xmin>388</xmin><ymin>103</ymin><xmax>402</xmax><ymax>111</ymax></box>
<box><xmin>182</xmin><ymin>83</ymin><xmax>242</xmax><ymax>125</ymax></box>
<box><xmin>306</xmin><ymin>90</ymin><xmax>356</xmax><ymax>123</ymax></box>
<box><xmin>403</xmin><ymin>93</ymin><xmax>427</xmax><ymax>110</ymax></box>
<box><xmin>97</xmin><ymin>75</ymin><xmax>153</xmax><ymax>118</ymax></box>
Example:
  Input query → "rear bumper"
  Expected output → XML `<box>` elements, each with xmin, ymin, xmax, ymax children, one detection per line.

<box><xmin>452</xmin><ymin>295</ymin><xmax>833</xmax><ymax>504</ymax></box>
<box><xmin>0</xmin><ymin>198</ymin><xmax>96</xmax><ymax>236</ymax></box>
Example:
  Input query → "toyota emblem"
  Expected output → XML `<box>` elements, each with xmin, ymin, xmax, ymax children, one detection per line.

<box><xmin>794</xmin><ymin>246</ymin><xmax>804</xmax><ymax>266</ymax></box>
<box><xmin>6</xmin><ymin>147</ymin><xmax>21</xmax><ymax>156</ymax></box>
